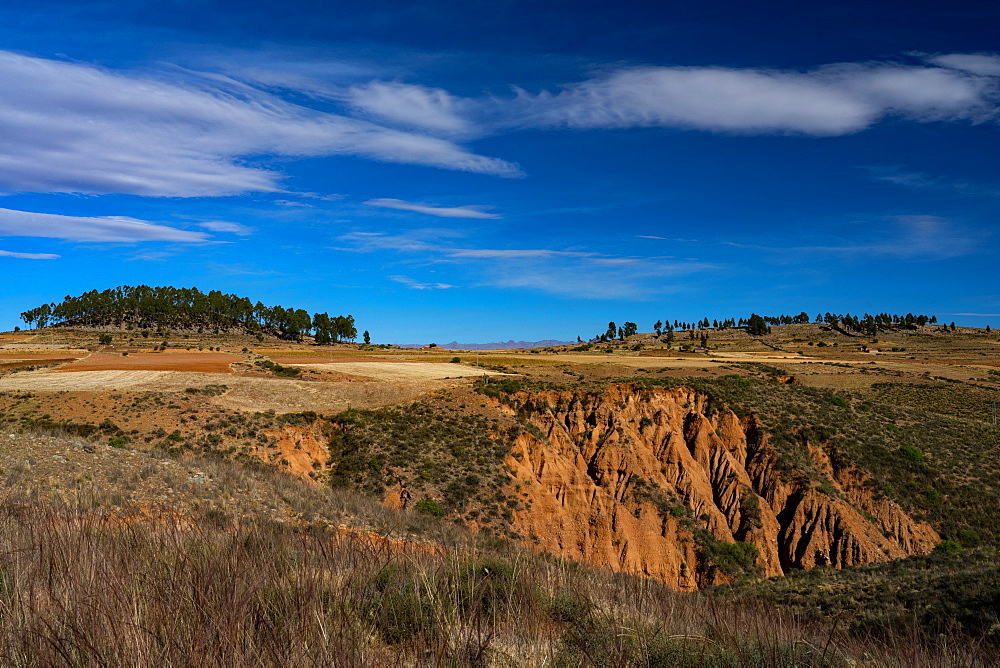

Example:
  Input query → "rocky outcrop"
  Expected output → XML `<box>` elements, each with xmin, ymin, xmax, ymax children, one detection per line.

<box><xmin>497</xmin><ymin>384</ymin><xmax>938</xmax><ymax>591</ymax></box>
<box><xmin>259</xmin><ymin>425</ymin><xmax>330</xmax><ymax>482</ymax></box>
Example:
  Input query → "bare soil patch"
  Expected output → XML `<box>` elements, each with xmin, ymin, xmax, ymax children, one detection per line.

<box><xmin>0</xmin><ymin>370</ymin><xmax>185</xmax><ymax>392</ymax></box>
<box><xmin>0</xmin><ymin>367</ymin><xmax>474</xmax><ymax>414</ymax></box>
<box><xmin>0</xmin><ymin>352</ymin><xmax>85</xmax><ymax>360</ymax></box>
<box><xmin>269</xmin><ymin>355</ymin><xmax>378</xmax><ymax>365</ymax></box>
<box><xmin>56</xmin><ymin>351</ymin><xmax>241</xmax><ymax>374</ymax></box>
<box><xmin>288</xmin><ymin>361</ymin><xmax>506</xmax><ymax>381</ymax></box>
<box><xmin>550</xmin><ymin>353</ymin><xmax>820</xmax><ymax>368</ymax></box>
<box><xmin>0</xmin><ymin>358</ymin><xmax>77</xmax><ymax>372</ymax></box>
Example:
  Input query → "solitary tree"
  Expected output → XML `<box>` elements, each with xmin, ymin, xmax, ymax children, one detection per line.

<box><xmin>363</xmin><ymin>330</ymin><xmax>371</xmax><ymax>345</ymax></box>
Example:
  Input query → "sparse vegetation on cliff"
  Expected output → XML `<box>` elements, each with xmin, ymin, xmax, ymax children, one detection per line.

<box><xmin>327</xmin><ymin>402</ymin><xmax>520</xmax><ymax>536</ymax></box>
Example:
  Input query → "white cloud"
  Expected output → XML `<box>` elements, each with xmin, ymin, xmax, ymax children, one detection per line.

<box><xmin>0</xmin><ymin>51</ymin><xmax>519</xmax><ymax>197</ymax></box>
<box><xmin>503</xmin><ymin>58</ymin><xmax>999</xmax><ymax>135</ymax></box>
<box><xmin>339</xmin><ymin>230</ymin><xmax>710</xmax><ymax>299</ymax></box>
<box><xmin>197</xmin><ymin>221</ymin><xmax>255</xmax><ymax>235</ymax></box>
<box><xmin>929</xmin><ymin>53</ymin><xmax>1000</xmax><ymax>76</ymax></box>
<box><xmin>0</xmin><ymin>208</ymin><xmax>209</xmax><ymax>243</ymax></box>
<box><xmin>0</xmin><ymin>249</ymin><xmax>60</xmax><ymax>259</ymax></box>
<box><xmin>5</xmin><ymin>49</ymin><xmax>992</xmax><ymax>199</ymax></box>
<box><xmin>725</xmin><ymin>215</ymin><xmax>978</xmax><ymax>261</ymax></box>
<box><xmin>349</xmin><ymin>82</ymin><xmax>472</xmax><ymax>133</ymax></box>
<box><xmin>295</xmin><ymin>192</ymin><xmax>345</xmax><ymax>201</ymax></box>
<box><xmin>365</xmin><ymin>198</ymin><xmax>501</xmax><ymax>219</ymax></box>
<box><xmin>862</xmin><ymin>165</ymin><xmax>1000</xmax><ymax>196</ymax></box>
<box><xmin>390</xmin><ymin>275</ymin><xmax>454</xmax><ymax>290</ymax></box>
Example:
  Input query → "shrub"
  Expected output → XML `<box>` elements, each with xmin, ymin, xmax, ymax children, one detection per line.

<box><xmin>933</xmin><ymin>540</ymin><xmax>962</xmax><ymax>555</ymax></box>
<box><xmin>415</xmin><ymin>499</ymin><xmax>444</xmax><ymax>517</ymax></box>
<box><xmin>830</xmin><ymin>395</ymin><xmax>848</xmax><ymax>407</ymax></box>
<box><xmin>450</xmin><ymin>357</ymin><xmax>461</xmax><ymax>364</ymax></box>
<box><xmin>898</xmin><ymin>445</ymin><xmax>925</xmax><ymax>463</ymax></box>
<box><xmin>703</xmin><ymin>540</ymin><xmax>760</xmax><ymax>578</ymax></box>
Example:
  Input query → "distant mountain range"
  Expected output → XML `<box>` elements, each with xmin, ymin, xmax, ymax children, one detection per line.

<box><xmin>399</xmin><ymin>339</ymin><xmax>576</xmax><ymax>350</ymax></box>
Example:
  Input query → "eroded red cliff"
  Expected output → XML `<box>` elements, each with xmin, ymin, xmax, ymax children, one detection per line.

<box><xmin>497</xmin><ymin>384</ymin><xmax>938</xmax><ymax>590</ymax></box>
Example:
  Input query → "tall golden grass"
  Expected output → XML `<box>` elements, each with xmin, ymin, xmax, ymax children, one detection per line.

<box><xmin>0</xmin><ymin>498</ymin><xmax>992</xmax><ymax>666</ymax></box>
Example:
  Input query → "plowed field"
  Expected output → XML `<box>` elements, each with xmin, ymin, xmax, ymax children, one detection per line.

<box><xmin>55</xmin><ymin>352</ymin><xmax>240</xmax><ymax>373</ymax></box>
<box><xmin>286</xmin><ymin>361</ymin><xmax>505</xmax><ymax>381</ymax></box>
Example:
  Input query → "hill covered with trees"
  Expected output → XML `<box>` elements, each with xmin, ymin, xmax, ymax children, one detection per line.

<box><xmin>19</xmin><ymin>285</ymin><xmax>357</xmax><ymax>342</ymax></box>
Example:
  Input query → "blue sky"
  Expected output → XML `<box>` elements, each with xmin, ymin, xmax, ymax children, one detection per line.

<box><xmin>1</xmin><ymin>1</ymin><xmax>998</xmax><ymax>342</ymax></box>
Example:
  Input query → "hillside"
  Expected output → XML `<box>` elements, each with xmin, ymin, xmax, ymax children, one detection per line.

<box><xmin>1</xmin><ymin>320</ymin><xmax>999</xmax><ymax>660</ymax></box>
<box><xmin>0</xmin><ymin>431</ymin><xmax>995</xmax><ymax>665</ymax></box>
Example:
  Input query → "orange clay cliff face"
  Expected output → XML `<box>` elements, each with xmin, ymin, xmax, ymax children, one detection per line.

<box><xmin>496</xmin><ymin>384</ymin><xmax>939</xmax><ymax>591</ymax></box>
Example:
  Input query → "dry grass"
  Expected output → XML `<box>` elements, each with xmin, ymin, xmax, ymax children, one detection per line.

<box><xmin>0</xmin><ymin>497</ymin><xmax>992</xmax><ymax>666</ymax></box>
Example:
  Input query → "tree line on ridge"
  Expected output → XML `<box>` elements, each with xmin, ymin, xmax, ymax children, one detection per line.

<box><xmin>19</xmin><ymin>285</ymin><xmax>358</xmax><ymax>343</ymax></box>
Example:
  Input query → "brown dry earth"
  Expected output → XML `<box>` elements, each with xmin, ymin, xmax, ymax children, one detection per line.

<box><xmin>285</xmin><ymin>361</ymin><xmax>506</xmax><ymax>381</ymax></box>
<box><xmin>495</xmin><ymin>384</ymin><xmax>938</xmax><ymax>590</ymax></box>
<box><xmin>2</xmin><ymin>329</ymin><xmax>989</xmax><ymax>595</ymax></box>
<box><xmin>258</xmin><ymin>425</ymin><xmax>331</xmax><ymax>480</ymax></box>
<box><xmin>55</xmin><ymin>351</ymin><xmax>241</xmax><ymax>374</ymax></box>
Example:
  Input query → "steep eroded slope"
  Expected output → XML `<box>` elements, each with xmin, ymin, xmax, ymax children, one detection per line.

<box><xmin>497</xmin><ymin>384</ymin><xmax>937</xmax><ymax>590</ymax></box>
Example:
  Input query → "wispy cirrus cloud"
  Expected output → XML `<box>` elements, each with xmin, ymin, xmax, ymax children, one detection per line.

<box><xmin>862</xmin><ymin>165</ymin><xmax>1000</xmax><ymax>196</ymax></box>
<box><xmin>390</xmin><ymin>275</ymin><xmax>454</xmax><ymax>290</ymax></box>
<box><xmin>927</xmin><ymin>53</ymin><xmax>1000</xmax><ymax>76</ymax></box>
<box><xmin>365</xmin><ymin>198</ymin><xmax>501</xmax><ymax>219</ymax></box>
<box><xmin>0</xmin><ymin>249</ymin><xmax>60</xmax><ymax>259</ymax></box>
<box><xmin>0</xmin><ymin>51</ymin><xmax>519</xmax><ymax>197</ymax></box>
<box><xmin>502</xmin><ymin>58</ymin><xmax>999</xmax><ymax>135</ymax></box>
<box><xmin>339</xmin><ymin>230</ymin><xmax>711</xmax><ymax>299</ymax></box>
<box><xmin>637</xmin><ymin>235</ymin><xmax>698</xmax><ymax>242</ymax></box>
<box><xmin>724</xmin><ymin>215</ymin><xmax>980</xmax><ymax>261</ymax></box>
<box><xmin>3</xmin><ymin>48</ymin><xmax>996</xmax><ymax>201</ymax></box>
<box><xmin>197</xmin><ymin>221</ymin><xmax>255</xmax><ymax>236</ymax></box>
<box><xmin>0</xmin><ymin>207</ymin><xmax>209</xmax><ymax>243</ymax></box>
<box><xmin>212</xmin><ymin>49</ymin><xmax>1000</xmax><ymax>145</ymax></box>
<box><xmin>349</xmin><ymin>82</ymin><xmax>473</xmax><ymax>134</ymax></box>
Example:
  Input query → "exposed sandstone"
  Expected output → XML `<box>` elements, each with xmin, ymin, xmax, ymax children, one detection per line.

<box><xmin>498</xmin><ymin>384</ymin><xmax>938</xmax><ymax>590</ymax></box>
<box><xmin>260</xmin><ymin>425</ymin><xmax>330</xmax><ymax>483</ymax></box>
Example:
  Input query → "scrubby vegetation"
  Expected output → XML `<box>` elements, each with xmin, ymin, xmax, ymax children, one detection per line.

<box><xmin>0</xmin><ymin>497</ymin><xmax>992</xmax><ymax>665</ymax></box>
<box><xmin>719</xmin><ymin>546</ymin><xmax>1000</xmax><ymax>642</ymax></box>
<box><xmin>327</xmin><ymin>402</ymin><xmax>522</xmax><ymax>537</ymax></box>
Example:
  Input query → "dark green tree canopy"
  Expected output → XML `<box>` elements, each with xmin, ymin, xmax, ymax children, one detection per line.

<box><xmin>20</xmin><ymin>285</ymin><xmax>358</xmax><ymax>343</ymax></box>
<box><xmin>747</xmin><ymin>313</ymin><xmax>771</xmax><ymax>336</ymax></box>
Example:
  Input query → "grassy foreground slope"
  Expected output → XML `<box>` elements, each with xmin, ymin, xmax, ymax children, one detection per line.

<box><xmin>0</xmin><ymin>484</ymin><xmax>990</xmax><ymax>663</ymax></box>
